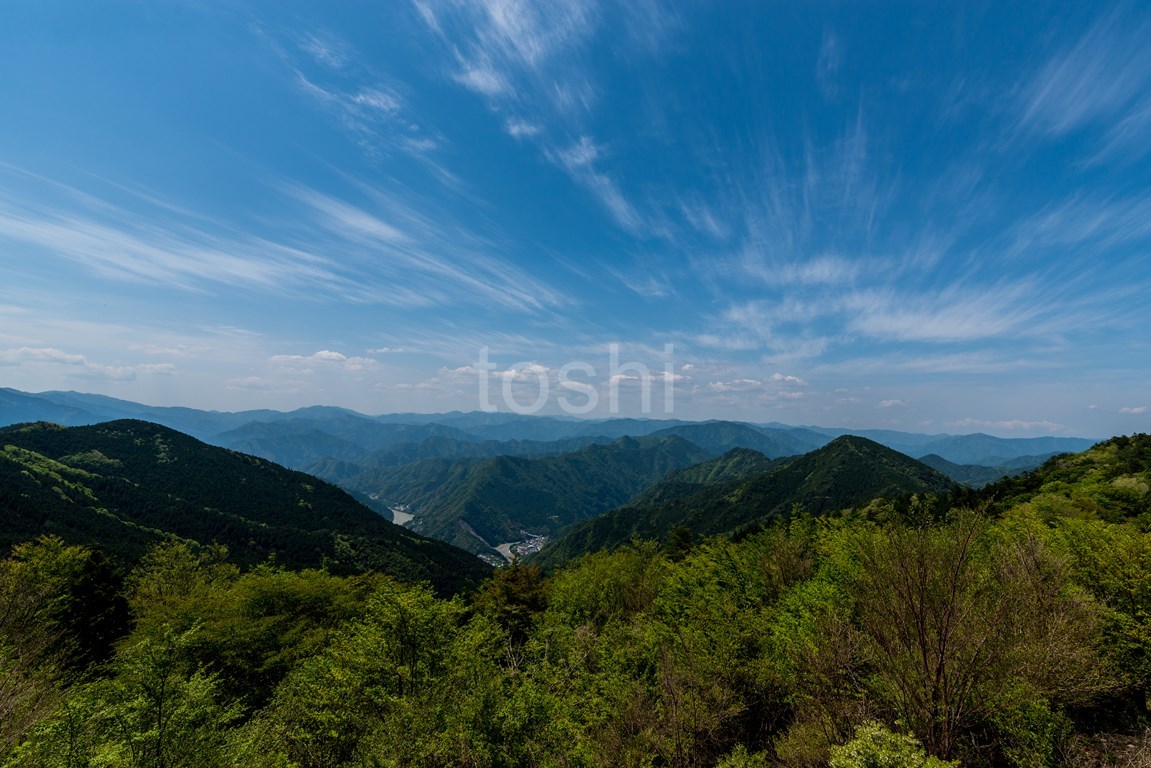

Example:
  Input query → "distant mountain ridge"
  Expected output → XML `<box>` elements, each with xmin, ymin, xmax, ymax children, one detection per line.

<box><xmin>535</xmin><ymin>435</ymin><xmax>956</xmax><ymax>569</ymax></box>
<box><xmin>918</xmin><ymin>452</ymin><xmax>1062</xmax><ymax>487</ymax></box>
<box><xmin>0</xmin><ymin>388</ymin><xmax>1096</xmax><ymax>468</ymax></box>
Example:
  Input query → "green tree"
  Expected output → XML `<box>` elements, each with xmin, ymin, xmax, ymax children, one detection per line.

<box><xmin>835</xmin><ymin>510</ymin><xmax>1112</xmax><ymax>759</ymax></box>
<box><xmin>472</xmin><ymin>563</ymin><xmax>548</xmax><ymax>646</ymax></box>
<box><xmin>10</xmin><ymin>628</ymin><xmax>239</xmax><ymax>768</ymax></box>
<box><xmin>0</xmin><ymin>537</ymin><xmax>122</xmax><ymax>753</ymax></box>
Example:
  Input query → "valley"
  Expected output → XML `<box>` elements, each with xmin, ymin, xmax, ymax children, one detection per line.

<box><xmin>0</xmin><ymin>388</ymin><xmax>1096</xmax><ymax>564</ymax></box>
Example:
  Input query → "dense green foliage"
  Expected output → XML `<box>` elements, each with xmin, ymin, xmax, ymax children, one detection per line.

<box><xmin>537</xmin><ymin>436</ymin><xmax>956</xmax><ymax>569</ymax></box>
<box><xmin>0</xmin><ymin>421</ymin><xmax>489</xmax><ymax>593</ymax></box>
<box><xmin>3</xmin><ymin>432</ymin><xmax>1150</xmax><ymax>767</ymax></box>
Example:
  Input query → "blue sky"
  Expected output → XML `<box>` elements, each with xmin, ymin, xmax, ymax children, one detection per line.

<box><xmin>1</xmin><ymin>1</ymin><xmax>1149</xmax><ymax>437</ymax></box>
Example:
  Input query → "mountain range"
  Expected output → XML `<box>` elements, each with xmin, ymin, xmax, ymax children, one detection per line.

<box><xmin>533</xmin><ymin>435</ymin><xmax>957</xmax><ymax>568</ymax></box>
<box><xmin>0</xmin><ymin>388</ymin><xmax>1096</xmax><ymax>467</ymax></box>
<box><xmin>1</xmin><ymin>387</ymin><xmax>1106</xmax><ymax>567</ymax></box>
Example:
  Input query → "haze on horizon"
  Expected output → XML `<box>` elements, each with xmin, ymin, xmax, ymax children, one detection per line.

<box><xmin>1</xmin><ymin>1</ymin><xmax>1149</xmax><ymax>439</ymax></box>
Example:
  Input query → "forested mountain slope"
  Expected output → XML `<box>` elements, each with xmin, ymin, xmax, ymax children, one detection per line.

<box><xmin>537</xmin><ymin>435</ymin><xmax>955</xmax><ymax>568</ymax></box>
<box><xmin>981</xmin><ymin>432</ymin><xmax>1150</xmax><ymax>519</ymax></box>
<box><xmin>0</xmin><ymin>420</ymin><xmax>488</xmax><ymax>593</ymax></box>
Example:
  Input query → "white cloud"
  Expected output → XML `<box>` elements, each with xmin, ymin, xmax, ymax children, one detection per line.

<box><xmin>293</xmin><ymin>71</ymin><xmax>424</xmax><ymax>159</ymax></box>
<box><xmin>299</xmin><ymin>31</ymin><xmax>352</xmax><ymax>70</ymax></box>
<box><xmin>0</xmin><ymin>347</ymin><xmax>86</xmax><ymax>366</ymax></box>
<box><xmin>499</xmin><ymin>362</ymin><xmax>551</xmax><ymax>382</ymax></box>
<box><xmin>556</xmin><ymin>136</ymin><xmax>600</xmax><ymax>168</ymax></box>
<box><xmin>454</xmin><ymin>61</ymin><xmax>510</xmax><ymax>96</ymax></box>
<box><xmin>707</xmin><ymin>378</ymin><xmax>763</xmax><ymax>393</ymax></box>
<box><xmin>1120</xmin><ymin>406</ymin><xmax>1148</xmax><ymax>414</ymax></box>
<box><xmin>0</xmin><ymin>346</ymin><xmax>174</xmax><ymax>382</ymax></box>
<box><xmin>350</xmin><ymin>88</ymin><xmax>401</xmax><ymax>114</ymax></box>
<box><xmin>771</xmin><ymin>372</ymin><xmax>808</xmax><ymax>385</ymax></box>
<box><xmin>268</xmin><ymin>350</ymin><xmax>378</xmax><ymax>373</ymax></box>
<box><xmin>505</xmin><ymin>118</ymin><xmax>542</xmax><ymax>138</ymax></box>
<box><xmin>878</xmin><ymin>399</ymin><xmax>907</xmax><ymax>408</ymax></box>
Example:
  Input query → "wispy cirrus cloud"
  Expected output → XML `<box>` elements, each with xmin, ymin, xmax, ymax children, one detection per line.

<box><xmin>414</xmin><ymin>0</ymin><xmax>598</xmax><ymax>100</ymax></box>
<box><xmin>1009</xmin><ymin>193</ymin><xmax>1151</xmax><ymax>253</ymax></box>
<box><xmin>293</xmin><ymin>67</ymin><xmax>443</xmax><ymax>161</ymax></box>
<box><xmin>816</xmin><ymin>28</ymin><xmax>843</xmax><ymax>100</ymax></box>
<box><xmin>696</xmin><ymin>114</ymin><xmax>901</xmax><ymax>292</ymax></box>
<box><xmin>260</xmin><ymin>24</ymin><xmax>444</xmax><ymax>163</ymax></box>
<box><xmin>0</xmin><ymin>346</ymin><xmax>175</xmax><ymax>381</ymax></box>
<box><xmin>298</xmin><ymin>30</ymin><xmax>353</xmax><ymax>70</ymax></box>
<box><xmin>285</xmin><ymin>182</ymin><xmax>568</xmax><ymax>310</ymax></box>
<box><xmin>1016</xmin><ymin>4</ymin><xmax>1151</xmax><ymax>160</ymax></box>
<box><xmin>0</xmin><ymin>185</ymin><xmax>338</xmax><ymax>295</ymax></box>
<box><xmin>0</xmin><ymin>169</ymin><xmax>568</xmax><ymax>312</ymax></box>
<box><xmin>548</xmin><ymin>136</ymin><xmax>643</xmax><ymax>233</ymax></box>
<box><xmin>843</xmin><ymin>283</ymin><xmax>1049</xmax><ymax>343</ymax></box>
<box><xmin>412</xmin><ymin>1</ymin><xmax>663</xmax><ymax>236</ymax></box>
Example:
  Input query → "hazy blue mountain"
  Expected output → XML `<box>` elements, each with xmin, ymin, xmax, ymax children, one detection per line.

<box><xmin>0</xmin><ymin>420</ymin><xmax>489</xmax><ymax>593</ymax></box>
<box><xmin>214</xmin><ymin>417</ymin><xmax>481</xmax><ymax>472</ymax></box>
<box><xmin>0</xmin><ymin>388</ymin><xmax>104</xmax><ymax>426</ymax></box>
<box><xmin>913</xmin><ymin>433</ymin><xmax>1096</xmax><ymax>464</ymax></box>
<box><xmin>14</xmin><ymin>390</ymin><xmax>282</xmax><ymax>438</ymax></box>
<box><xmin>918</xmin><ymin>452</ymin><xmax>1062</xmax><ymax>487</ymax></box>
<box><xmin>650</xmin><ymin>421</ymin><xmax>823</xmax><ymax>458</ymax></box>
<box><xmin>218</xmin><ymin>422</ymin><xmax>373</xmax><ymax>470</ymax></box>
<box><xmin>446</xmin><ymin>416</ymin><xmax>700</xmax><ymax>443</ymax></box>
<box><xmin>0</xmin><ymin>388</ymin><xmax>1101</xmax><ymax>474</ymax></box>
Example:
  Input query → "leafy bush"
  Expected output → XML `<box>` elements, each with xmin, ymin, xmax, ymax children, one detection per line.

<box><xmin>830</xmin><ymin>721</ymin><xmax>957</xmax><ymax>768</ymax></box>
